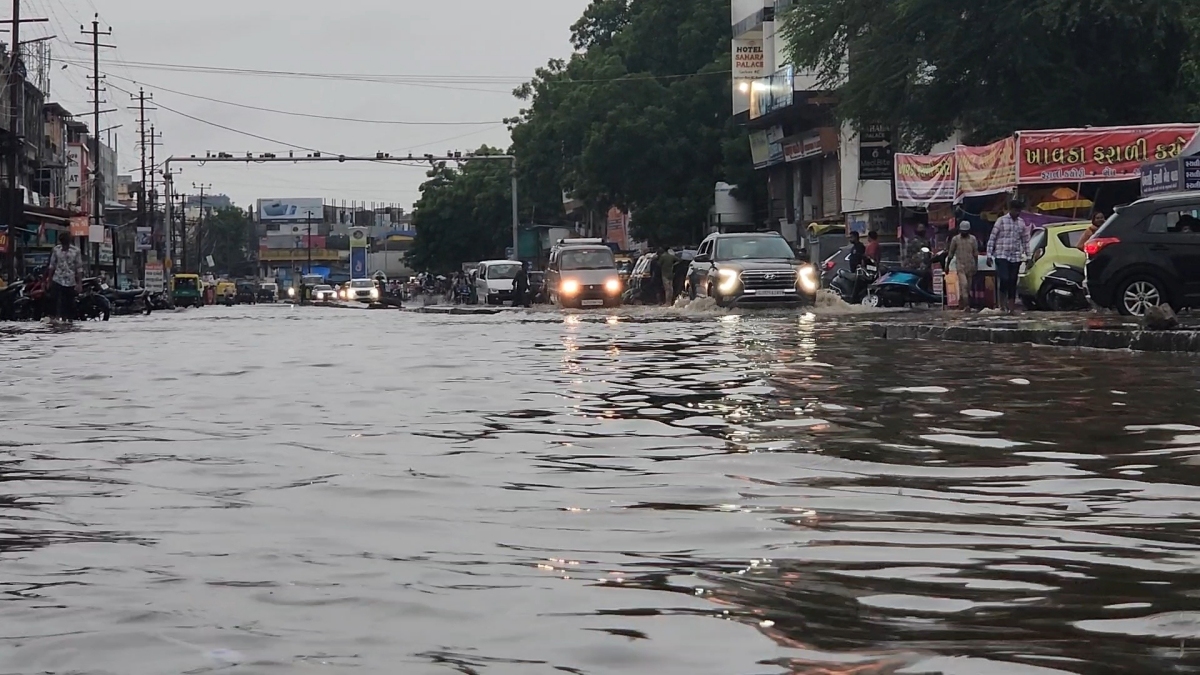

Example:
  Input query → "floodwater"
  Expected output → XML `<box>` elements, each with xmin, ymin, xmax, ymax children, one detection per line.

<box><xmin>3</xmin><ymin>304</ymin><xmax>1200</xmax><ymax>675</ymax></box>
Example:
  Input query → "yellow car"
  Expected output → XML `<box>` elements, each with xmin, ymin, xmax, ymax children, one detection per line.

<box><xmin>1019</xmin><ymin>221</ymin><xmax>1089</xmax><ymax>310</ymax></box>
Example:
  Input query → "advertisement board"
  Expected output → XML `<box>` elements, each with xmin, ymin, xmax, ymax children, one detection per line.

<box><xmin>0</xmin><ymin>232</ymin><xmax>7</xmax><ymax>253</ymax></box>
<box><xmin>1017</xmin><ymin>124</ymin><xmax>1198</xmax><ymax>184</ymax></box>
<box><xmin>750</xmin><ymin>126</ymin><xmax>786</xmax><ymax>169</ymax></box>
<box><xmin>894</xmin><ymin>152</ymin><xmax>957</xmax><ymax>203</ymax></box>
<box><xmin>69</xmin><ymin>216</ymin><xmax>89</xmax><ymax>238</ymax></box>
<box><xmin>350</xmin><ymin>248</ymin><xmax>367</xmax><ymax>279</ymax></box>
<box><xmin>956</xmin><ymin>137</ymin><xmax>1016</xmax><ymax>199</ymax></box>
<box><xmin>98</xmin><ymin>242</ymin><xmax>113</xmax><ymax>265</ymax></box>
<box><xmin>144</xmin><ymin>262</ymin><xmax>164</xmax><ymax>292</ymax></box>
<box><xmin>348</xmin><ymin>227</ymin><xmax>369</xmax><ymax>248</ymax></box>
<box><xmin>859</xmin><ymin>123</ymin><xmax>894</xmax><ymax>181</ymax></box>
<box><xmin>89</xmin><ymin>224</ymin><xmax>105</xmax><ymax>242</ymax></box>
<box><xmin>257</xmin><ymin>198</ymin><xmax>323</xmax><ymax>222</ymax></box>
<box><xmin>732</xmin><ymin>38</ymin><xmax>764</xmax><ymax>80</ymax></box>
<box><xmin>136</xmin><ymin>226</ymin><xmax>153</xmax><ymax>250</ymax></box>
<box><xmin>66</xmin><ymin>144</ymin><xmax>83</xmax><ymax>189</ymax></box>
<box><xmin>605</xmin><ymin>207</ymin><xmax>629</xmax><ymax>251</ymax></box>
<box><xmin>1185</xmin><ymin>157</ymin><xmax>1200</xmax><ymax>191</ymax></box>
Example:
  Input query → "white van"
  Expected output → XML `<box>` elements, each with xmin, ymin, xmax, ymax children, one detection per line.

<box><xmin>474</xmin><ymin>260</ymin><xmax>523</xmax><ymax>305</ymax></box>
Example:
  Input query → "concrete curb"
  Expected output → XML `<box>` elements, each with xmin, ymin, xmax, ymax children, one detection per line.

<box><xmin>869</xmin><ymin>322</ymin><xmax>1200</xmax><ymax>353</ymax></box>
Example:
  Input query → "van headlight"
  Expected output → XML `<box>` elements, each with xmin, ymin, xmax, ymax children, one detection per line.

<box><xmin>561</xmin><ymin>279</ymin><xmax>580</xmax><ymax>296</ymax></box>
<box><xmin>717</xmin><ymin>269</ymin><xmax>740</xmax><ymax>294</ymax></box>
<box><xmin>287</xmin><ymin>287</ymin><xmax>296</xmax><ymax>298</ymax></box>
<box><xmin>604</xmin><ymin>278</ymin><xmax>621</xmax><ymax>294</ymax></box>
<box><xmin>797</xmin><ymin>265</ymin><xmax>819</xmax><ymax>294</ymax></box>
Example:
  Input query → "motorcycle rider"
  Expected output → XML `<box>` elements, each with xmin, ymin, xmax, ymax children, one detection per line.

<box><xmin>47</xmin><ymin>234</ymin><xmax>83</xmax><ymax>322</ymax></box>
<box><xmin>848</xmin><ymin>231</ymin><xmax>866</xmax><ymax>272</ymax></box>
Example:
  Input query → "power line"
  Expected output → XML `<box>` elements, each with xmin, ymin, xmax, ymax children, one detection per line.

<box><xmin>99</xmin><ymin>70</ymin><xmax>501</xmax><ymax>126</ymax></box>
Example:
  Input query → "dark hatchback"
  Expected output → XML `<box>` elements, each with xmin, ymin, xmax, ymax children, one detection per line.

<box><xmin>1085</xmin><ymin>192</ymin><xmax>1200</xmax><ymax>316</ymax></box>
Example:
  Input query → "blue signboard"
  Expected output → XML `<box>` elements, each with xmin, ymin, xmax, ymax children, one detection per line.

<box><xmin>350</xmin><ymin>248</ymin><xmax>367</xmax><ymax>279</ymax></box>
<box><xmin>1184</xmin><ymin>157</ymin><xmax>1200</xmax><ymax>191</ymax></box>
<box><xmin>1140</xmin><ymin>159</ymin><xmax>1182</xmax><ymax>195</ymax></box>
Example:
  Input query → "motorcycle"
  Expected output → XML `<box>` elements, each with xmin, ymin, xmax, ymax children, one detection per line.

<box><xmin>453</xmin><ymin>282</ymin><xmax>473</xmax><ymax>305</ymax></box>
<box><xmin>101</xmin><ymin>284</ymin><xmax>153</xmax><ymax>316</ymax></box>
<box><xmin>76</xmin><ymin>278</ymin><xmax>112</xmax><ymax>321</ymax></box>
<box><xmin>0</xmin><ymin>279</ymin><xmax>25</xmax><ymax>320</ymax></box>
<box><xmin>830</xmin><ymin>260</ymin><xmax>878</xmax><ymax>304</ymax></box>
<box><xmin>862</xmin><ymin>248</ymin><xmax>944</xmax><ymax>308</ymax></box>
<box><xmin>12</xmin><ymin>273</ymin><xmax>51</xmax><ymax>321</ymax></box>
<box><xmin>1038</xmin><ymin>263</ymin><xmax>1089</xmax><ymax>311</ymax></box>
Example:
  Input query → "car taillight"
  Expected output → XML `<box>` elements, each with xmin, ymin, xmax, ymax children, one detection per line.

<box><xmin>1084</xmin><ymin>236</ymin><xmax>1120</xmax><ymax>257</ymax></box>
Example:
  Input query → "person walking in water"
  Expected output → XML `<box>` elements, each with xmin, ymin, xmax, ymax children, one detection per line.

<box><xmin>658</xmin><ymin>247</ymin><xmax>678</xmax><ymax>306</ymax></box>
<box><xmin>47</xmin><ymin>234</ymin><xmax>83</xmax><ymax>322</ymax></box>
<box><xmin>987</xmin><ymin>199</ymin><xmax>1031</xmax><ymax>314</ymax></box>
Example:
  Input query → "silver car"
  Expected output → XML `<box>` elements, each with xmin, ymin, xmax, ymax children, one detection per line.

<box><xmin>545</xmin><ymin>240</ymin><xmax>623</xmax><ymax>309</ymax></box>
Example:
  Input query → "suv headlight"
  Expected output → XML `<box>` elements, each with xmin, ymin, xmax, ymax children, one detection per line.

<box><xmin>561</xmin><ymin>279</ymin><xmax>580</xmax><ymax>296</ymax></box>
<box><xmin>717</xmin><ymin>269</ymin><xmax>740</xmax><ymax>294</ymax></box>
<box><xmin>797</xmin><ymin>265</ymin><xmax>819</xmax><ymax>294</ymax></box>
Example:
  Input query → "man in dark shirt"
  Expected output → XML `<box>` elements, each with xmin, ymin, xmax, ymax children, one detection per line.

<box><xmin>848</xmin><ymin>232</ymin><xmax>866</xmax><ymax>271</ymax></box>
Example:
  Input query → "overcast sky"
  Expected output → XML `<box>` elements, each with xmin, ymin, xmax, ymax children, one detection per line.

<box><xmin>34</xmin><ymin>0</ymin><xmax>589</xmax><ymax>211</ymax></box>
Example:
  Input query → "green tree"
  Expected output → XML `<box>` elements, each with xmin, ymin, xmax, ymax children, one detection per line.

<box><xmin>781</xmin><ymin>0</ymin><xmax>1200</xmax><ymax>150</ymax></box>
<box><xmin>406</xmin><ymin>147</ymin><xmax>516</xmax><ymax>273</ymax></box>
<box><xmin>204</xmin><ymin>206</ymin><xmax>255</xmax><ymax>276</ymax></box>
<box><xmin>507</xmin><ymin>0</ymin><xmax>740</xmax><ymax>247</ymax></box>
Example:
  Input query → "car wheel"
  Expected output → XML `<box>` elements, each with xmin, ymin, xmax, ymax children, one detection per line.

<box><xmin>1116</xmin><ymin>276</ymin><xmax>1167</xmax><ymax>317</ymax></box>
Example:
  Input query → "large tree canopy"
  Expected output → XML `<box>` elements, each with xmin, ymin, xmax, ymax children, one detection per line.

<box><xmin>408</xmin><ymin>0</ymin><xmax>741</xmax><ymax>264</ymax></box>
<box><xmin>406</xmin><ymin>147</ymin><xmax>515</xmax><ymax>273</ymax></box>
<box><xmin>781</xmin><ymin>0</ymin><xmax>1200</xmax><ymax>149</ymax></box>
<box><xmin>510</xmin><ymin>0</ymin><xmax>734</xmax><ymax>246</ymax></box>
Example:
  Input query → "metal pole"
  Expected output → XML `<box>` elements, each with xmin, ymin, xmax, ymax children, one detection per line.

<box><xmin>304</xmin><ymin>210</ymin><xmax>312</xmax><ymax>305</ymax></box>
<box><xmin>6</xmin><ymin>0</ymin><xmax>20</xmax><ymax>283</ymax></box>
<box><xmin>90</xmin><ymin>18</ymin><xmax>103</xmax><ymax>278</ymax></box>
<box><xmin>510</xmin><ymin>159</ymin><xmax>519</xmax><ymax>261</ymax></box>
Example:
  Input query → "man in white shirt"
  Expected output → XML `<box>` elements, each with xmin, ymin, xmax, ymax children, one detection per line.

<box><xmin>47</xmin><ymin>234</ymin><xmax>84</xmax><ymax>321</ymax></box>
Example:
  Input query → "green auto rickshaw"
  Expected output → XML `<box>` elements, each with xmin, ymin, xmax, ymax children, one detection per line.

<box><xmin>172</xmin><ymin>274</ymin><xmax>203</xmax><ymax>308</ymax></box>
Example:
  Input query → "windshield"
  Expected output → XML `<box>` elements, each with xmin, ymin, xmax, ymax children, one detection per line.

<box><xmin>314</xmin><ymin>285</ymin><xmax>332</xmax><ymax>292</ymax></box>
<box><xmin>486</xmin><ymin>264</ymin><xmax>521</xmax><ymax>279</ymax></box>
<box><xmin>1029</xmin><ymin>229</ymin><xmax>1047</xmax><ymax>255</ymax></box>
<box><xmin>560</xmin><ymin>248</ymin><xmax>615</xmax><ymax>270</ymax></box>
<box><xmin>351</xmin><ymin>280</ymin><xmax>374</xmax><ymax>289</ymax></box>
<box><xmin>715</xmin><ymin>236</ymin><xmax>796</xmax><ymax>261</ymax></box>
<box><xmin>175</xmin><ymin>278</ymin><xmax>198</xmax><ymax>291</ymax></box>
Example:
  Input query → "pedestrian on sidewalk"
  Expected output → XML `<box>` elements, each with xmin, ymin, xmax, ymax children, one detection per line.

<box><xmin>47</xmin><ymin>234</ymin><xmax>83</xmax><ymax>322</ymax></box>
<box><xmin>945</xmin><ymin>222</ymin><xmax>979</xmax><ymax>311</ymax></box>
<box><xmin>864</xmin><ymin>231</ymin><xmax>881</xmax><ymax>265</ymax></box>
<box><xmin>987</xmin><ymin>199</ymin><xmax>1030</xmax><ymax>314</ymax></box>
<box><xmin>658</xmin><ymin>247</ymin><xmax>677</xmax><ymax>306</ymax></box>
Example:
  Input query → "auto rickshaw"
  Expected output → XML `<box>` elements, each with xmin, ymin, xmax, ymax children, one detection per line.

<box><xmin>215</xmin><ymin>279</ymin><xmax>237</xmax><ymax>306</ymax></box>
<box><xmin>172</xmin><ymin>274</ymin><xmax>203</xmax><ymax>308</ymax></box>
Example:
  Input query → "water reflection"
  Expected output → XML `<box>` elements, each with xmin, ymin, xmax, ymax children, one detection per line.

<box><xmin>2</xmin><ymin>306</ymin><xmax>1200</xmax><ymax>673</ymax></box>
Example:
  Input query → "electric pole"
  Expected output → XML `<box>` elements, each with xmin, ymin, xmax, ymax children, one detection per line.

<box><xmin>127</xmin><ymin>88</ymin><xmax>154</xmax><ymax>230</ymax></box>
<box><xmin>5</xmin><ymin>1</ymin><xmax>47</xmax><ymax>282</ymax></box>
<box><xmin>193</xmin><ymin>182</ymin><xmax>210</xmax><ymax>275</ymax></box>
<box><xmin>77</xmin><ymin>15</ymin><xmax>114</xmax><ymax>277</ymax></box>
<box><xmin>177</xmin><ymin>191</ymin><xmax>187</xmax><ymax>274</ymax></box>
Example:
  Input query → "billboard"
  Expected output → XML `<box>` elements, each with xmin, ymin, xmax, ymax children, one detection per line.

<box><xmin>348</xmin><ymin>227</ymin><xmax>369</xmax><ymax>248</ymax></box>
<box><xmin>894</xmin><ymin>152</ymin><xmax>957</xmax><ymax>204</ymax></box>
<box><xmin>257</xmin><ymin>198</ymin><xmax>323</xmax><ymax>222</ymax></box>
<box><xmin>350</xmin><ymin>248</ymin><xmax>367</xmax><ymax>279</ymax></box>
<box><xmin>1017</xmin><ymin>124</ymin><xmax>1197</xmax><ymax>184</ymax></box>
<box><xmin>956</xmin><ymin>137</ymin><xmax>1017</xmax><ymax>199</ymax></box>
<box><xmin>144</xmin><ymin>262</ymin><xmax>164</xmax><ymax>292</ymax></box>
<box><xmin>66</xmin><ymin>144</ymin><xmax>83</xmax><ymax>189</ymax></box>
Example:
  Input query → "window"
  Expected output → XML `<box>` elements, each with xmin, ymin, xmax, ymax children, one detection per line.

<box><xmin>559</xmin><ymin>248</ymin><xmax>615</xmax><ymax>270</ymax></box>
<box><xmin>486</xmin><ymin>263</ymin><xmax>521</xmax><ymax>280</ymax></box>
<box><xmin>1147</xmin><ymin>208</ymin><xmax>1200</xmax><ymax>235</ymax></box>
<box><xmin>1057</xmin><ymin>229</ymin><xmax>1086</xmax><ymax>248</ymax></box>
<box><xmin>715</xmin><ymin>236</ymin><xmax>796</xmax><ymax>261</ymax></box>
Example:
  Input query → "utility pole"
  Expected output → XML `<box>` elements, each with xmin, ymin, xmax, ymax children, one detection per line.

<box><xmin>146</xmin><ymin>123</ymin><xmax>161</xmax><ymax>282</ymax></box>
<box><xmin>5</xmin><ymin>1</ymin><xmax>48</xmax><ymax>282</ymax></box>
<box><xmin>177</xmin><ymin>191</ymin><xmax>187</xmax><ymax>274</ymax></box>
<box><xmin>78</xmin><ymin>15</ymin><xmax>114</xmax><ymax>277</ymax></box>
<box><xmin>193</xmin><ymin>182</ymin><xmax>210</xmax><ymax>275</ymax></box>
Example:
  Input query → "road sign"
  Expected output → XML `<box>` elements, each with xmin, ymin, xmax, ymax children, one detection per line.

<box><xmin>859</xmin><ymin>123</ymin><xmax>894</xmax><ymax>181</ymax></box>
<box><xmin>144</xmin><ymin>262</ymin><xmax>164</xmax><ymax>292</ymax></box>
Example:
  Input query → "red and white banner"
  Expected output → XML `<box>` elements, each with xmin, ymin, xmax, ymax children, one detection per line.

<box><xmin>956</xmin><ymin>137</ymin><xmax>1016</xmax><ymax>199</ymax></box>
<box><xmin>894</xmin><ymin>152</ymin><xmax>957</xmax><ymax>203</ymax></box>
<box><xmin>1017</xmin><ymin>124</ymin><xmax>1199</xmax><ymax>184</ymax></box>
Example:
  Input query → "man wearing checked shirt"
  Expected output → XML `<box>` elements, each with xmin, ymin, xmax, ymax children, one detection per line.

<box><xmin>987</xmin><ymin>199</ymin><xmax>1031</xmax><ymax>315</ymax></box>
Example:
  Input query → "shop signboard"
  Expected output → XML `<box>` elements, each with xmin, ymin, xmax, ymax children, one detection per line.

<box><xmin>70</xmin><ymin>216</ymin><xmax>89</xmax><ymax>238</ymax></box>
<box><xmin>956</xmin><ymin>137</ymin><xmax>1016</xmax><ymax>199</ymax></box>
<box><xmin>749</xmin><ymin>125</ymin><xmax>786</xmax><ymax>169</ymax></box>
<box><xmin>1184</xmin><ymin>157</ymin><xmax>1200</xmax><ymax>191</ymax></box>
<box><xmin>348</xmin><ymin>227</ymin><xmax>368</xmax><ymax>248</ymax></box>
<box><xmin>66</xmin><ymin>144</ymin><xmax>83</xmax><ymax>189</ymax></box>
<box><xmin>25</xmin><ymin>252</ymin><xmax>50</xmax><ymax>268</ymax></box>
<box><xmin>751</xmin><ymin>66</ymin><xmax>794</xmax><ymax>119</ymax></box>
<box><xmin>1017</xmin><ymin>124</ymin><xmax>1198</xmax><ymax>184</ymax></box>
<box><xmin>732</xmin><ymin>38</ymin><xmax>764</xmax><ymax>80</ymax></box>
<box><xmin>859</xmin><ymin>123</ymin><xmax>894</xmax><ymax>181</ymax></box>
<box><xmin>783</xmin><ymin>132</ymin><xmax>824</xmax><ymax>163</ymax></box>
<box><xmin>0</xmin><ymin>232</ymin><xmax>7</xmax><ymax>253</ymax></box>
<box><xmin>1140</xmin><ymin>159</ymin><xmax>1183</xmax><ymax>195</ymax></box>
<box><xmin>98</xmin><ymin>242</ymin><xmax>113</xmax><ymax>265</ymax></box>
<box><xmin>144</xmin><ymin>262</ymin><xmax>164</xmax><ymax>292</ymax></box>
<box><xmin>894</xmin><ymin>152</ymin><xmax>957</xmax><ymax>203</ymax></box>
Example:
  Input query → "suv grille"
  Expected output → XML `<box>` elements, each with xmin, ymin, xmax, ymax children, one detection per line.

<box><xmin>741</xmin><ymin>270</ymin><xmax>796</xmax><ymax>290</ymax></box>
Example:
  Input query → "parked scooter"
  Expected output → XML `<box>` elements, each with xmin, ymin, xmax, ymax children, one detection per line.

<box><xmin>0</xmin><ymin>279</ymin><xmax>25</xmax><ymax>320</ymax></box>
<box><xmin>830</xmin><ymin>260</ymin><xmax>878</xmax><ymax>304</ymax></box>
<box><xmin>76</xmin><ymin>278</ymin><xmax>112</xmax><ymax>321</ymax></box>
<box><xmin>101</xmin><ymin>284</ymin><xmax>153</xmax><ymax>316</ymax></box>
<box><xmin>1038</xmin><ymin>263</ymin><xmax>1089</xmax><ymax>311</ymax></box>
<box><xmin>862</xmin><ymin>248</ymin><xmax>944</xmax><ymax>307</ymax></box>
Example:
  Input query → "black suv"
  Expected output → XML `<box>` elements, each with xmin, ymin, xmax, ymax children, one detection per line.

<box><xmin>1086</xmin><ymin>192</ymin><xmax>1200</xmax><ymax>316</ymax></box>
<box><xmin>686</xmin><ymin>232</ymin><xmax>819</xmax><ymax>307</ymax></box>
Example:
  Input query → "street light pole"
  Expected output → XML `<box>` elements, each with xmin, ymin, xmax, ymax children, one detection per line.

<box><xmin>303</xmin><ymin>209</ymin><xmax>312</xmax><ymax>305</ymax></box>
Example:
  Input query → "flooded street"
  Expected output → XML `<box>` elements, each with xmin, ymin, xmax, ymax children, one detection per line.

<box><xmin>4</xmin><ymin>305</ymin><xmax>1200</xmax><ymax>674</ymax></box>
